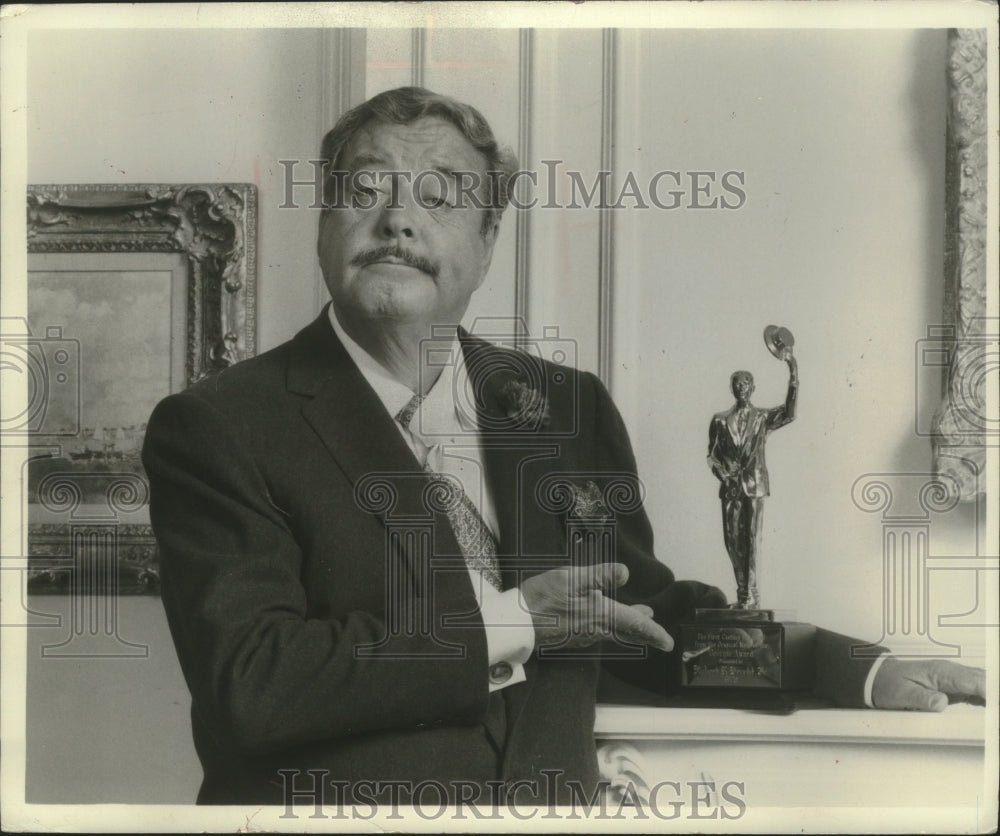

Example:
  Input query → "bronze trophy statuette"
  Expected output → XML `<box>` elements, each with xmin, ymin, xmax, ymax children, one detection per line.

<box><xmin>679</xmin><ymin>326</ymin><xmax>817</xmax><ymax>702</ymax></box>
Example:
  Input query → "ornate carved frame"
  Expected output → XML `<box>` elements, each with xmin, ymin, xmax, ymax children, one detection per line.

<box><xmin>26</xmin><ymin>183</ymin><xmax>257</xmax><ymax>594</ymax></box>
<box><xmin>932</xmin><ymin>29</ymin><xmax>990</xmax><ymax>501</ymax></box>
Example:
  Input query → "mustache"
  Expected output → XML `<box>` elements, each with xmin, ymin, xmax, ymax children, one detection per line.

<box><xmin>351</xmin><ymin>246</ymin><xmax>439</xmax><ymax>278</ymax></box>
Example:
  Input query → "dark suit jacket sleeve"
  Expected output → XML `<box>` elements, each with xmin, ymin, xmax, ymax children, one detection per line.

<box><xmin>143</xmin><ymin>389</ymin><xmax>491</xmax><ymax>757</ymax></box>
<box><xmin>582</xmin><ymin>373</ymin><xmax>884</xmax><ymax>705</ymax></box>
<box><xmin>812</xmin><ymin>629</ymin><xmax>886</xmax><ymax>707</ymax></box>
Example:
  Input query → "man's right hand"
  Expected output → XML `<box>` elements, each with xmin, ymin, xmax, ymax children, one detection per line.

<box><xmin>519</xmin><ymin>563</ymin><xmax>674</xmax><ymax>653</ymax></box>
<box><xmin>871</xmin><ymin>658</ymin><xmax>986</xmax><ymax>712</ymax></box>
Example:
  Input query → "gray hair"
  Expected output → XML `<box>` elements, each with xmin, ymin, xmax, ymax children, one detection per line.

<box><xmin>319</xmin><ymin>86</ymin><xmax>519</xmax><ymax>234</ymax></box>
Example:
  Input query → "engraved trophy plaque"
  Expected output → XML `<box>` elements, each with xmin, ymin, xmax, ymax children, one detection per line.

<box><xmin>679</xmin><ymin>326</ymin><xmax>817</xmax><ymax>697</ymax></box>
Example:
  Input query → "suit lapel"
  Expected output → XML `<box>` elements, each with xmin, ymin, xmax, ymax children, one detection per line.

<box><xmin>290</xmin><ymin>311</ymin><xmax>421</xmax><ymax>494</ymax></box>
<box><xmin>460</xmin><ymin>333</ymin><xmax>564</xmax><ymax>577</ymax></box>
<box><xmin>288</xmin><ymin>311</ymin><xmax>466</xmax><ymax>590</ymax></box>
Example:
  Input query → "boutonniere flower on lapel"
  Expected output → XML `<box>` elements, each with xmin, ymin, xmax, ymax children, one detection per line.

<box><xmin>496</xmin><ymin>380</ymin><xmax>551</xmax><ymax>429</ymax></box>
<box><xmin>568</xmin><ymin>480</ymin><xmax>612</xmax><ymax>522</ymax></box>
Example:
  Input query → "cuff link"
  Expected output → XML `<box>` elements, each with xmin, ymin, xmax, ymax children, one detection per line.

<box><xmin>489</xmin><ymin>661</ymin><xmax>513</xmax><ymax>685</ymax></box>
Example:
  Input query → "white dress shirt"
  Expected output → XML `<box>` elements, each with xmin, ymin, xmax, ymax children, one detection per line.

<box><xmin>329</xmin><ymin>307</ymin><xmax>534</xmax><ymax>692</ymax></box>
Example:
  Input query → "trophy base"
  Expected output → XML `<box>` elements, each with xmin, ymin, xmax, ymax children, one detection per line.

<box><xmin>679</xmin><ymin>608</ymin><xmax>816</xmax><ymax>692</ymax></box>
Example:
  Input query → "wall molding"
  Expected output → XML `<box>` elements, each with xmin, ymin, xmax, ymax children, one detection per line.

<box><xmin>316</xmin><ymin>29</ymin><xmax>367</xmax><ymax>312</ymax></box>
<box><xmin>597</xmin><ymin>28</ymin><xmax>618</xmax><ymax>385</ymax></box>
<box><xmin>931</xmin><ymin>27</ymin><xmax>990</xmax><ymax>502</ymax></box>
<box><xmin>411</xmin><ymin>28</ymin><xmax>426</xmax><ymax>88</ymax></box>
<box><xmin>319</xmin><ymin>29</ymin><xmax>366</xmax><ymax>141</ymax></box>
<box><xmin>515</xmin><ymin>29</ymin><xmax>534</xmax><ymax>336</ymax></box>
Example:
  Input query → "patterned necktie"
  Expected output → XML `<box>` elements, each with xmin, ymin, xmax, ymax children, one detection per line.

<box><xmin>396</xmin><ymin>394</ymin><xmax>503</xmax><ymax>592</ymax></box>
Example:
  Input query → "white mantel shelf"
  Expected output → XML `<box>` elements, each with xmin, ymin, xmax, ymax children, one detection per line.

<box><xmin>592</xmin><ymin>703</ymin><xmax>991</xmax><ymax>822</ymax></box>
<box><xmin>594</xmin><ymin>703</ymin><xmax>987</xmax><ymax>747</ymax></box>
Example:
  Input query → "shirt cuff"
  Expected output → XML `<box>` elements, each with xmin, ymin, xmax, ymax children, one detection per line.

<box><xmin>480</xmin><ymin>587</ymin><xmax>535</xmax><ymax>692</ymax></box>
<box><xmin>863</xmin><ymin>652</ymin><xmax>891</xmax><ymax>708</ymax></box>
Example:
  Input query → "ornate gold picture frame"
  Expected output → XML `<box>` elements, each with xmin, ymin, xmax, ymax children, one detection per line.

<box><xmin>23</xmin><ymin>184</ymin><xmax>257</xmax><ymax>593</ymax></box>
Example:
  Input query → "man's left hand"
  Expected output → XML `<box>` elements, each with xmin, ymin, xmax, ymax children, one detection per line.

<box><xmin>871</xmin><ymin>658</ymin><xmax>986</xmax><ymax>711</ymax></box>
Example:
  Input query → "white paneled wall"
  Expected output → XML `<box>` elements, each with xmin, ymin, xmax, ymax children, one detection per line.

<box><xmin>526</xmin><ymin>29</ymin><xmax>608</xmax><ymax>377</ymax></box>
<box><xmin>609</xmin><ymin>29</ymin><xmax>964</xmax><ymax>638</ymax></box>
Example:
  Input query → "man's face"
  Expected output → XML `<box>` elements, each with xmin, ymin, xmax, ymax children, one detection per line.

<box><xmin>731</xmin><ymin>373</ymin><xmax>754</xmax><ymax>400</ymax></box>
<box><xmin>317</xmin><ymin>116</ymin><xmax>499</xmax><ymax>333</ymax></box>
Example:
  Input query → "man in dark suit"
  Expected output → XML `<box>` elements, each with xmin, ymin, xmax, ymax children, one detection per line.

<box><xmin>708</xmin><ymin>355</ymin><xmax>797</xmax><ymax>609</ymax></box>
<box><xmin>142</xmin><ymin>86</ymin><xmax>985</xmax><ymax>808</ymax></box>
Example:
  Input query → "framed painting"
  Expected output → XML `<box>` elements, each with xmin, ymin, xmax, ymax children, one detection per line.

<box><xmin>22</xmin><ymin>184</ymin><xmax>257</xmax><ymax>593</ymax></box>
